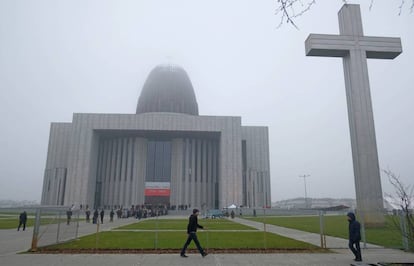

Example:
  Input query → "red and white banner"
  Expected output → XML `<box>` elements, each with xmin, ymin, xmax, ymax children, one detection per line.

<box><xmin>145</xmin><ymin>188</ymin><xmax>170</xmax><ymax>196</ymax></box>
<box><xmin>145</xmin><ymin>182</ymin><xmax>170</xmax><ymax>197</ymax></box>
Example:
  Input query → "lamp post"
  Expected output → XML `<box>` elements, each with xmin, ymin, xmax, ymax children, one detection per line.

<box><xmin>299</xmin><ymin>174</ymin><xmax>310</xmax><ymax>208</ymax></box>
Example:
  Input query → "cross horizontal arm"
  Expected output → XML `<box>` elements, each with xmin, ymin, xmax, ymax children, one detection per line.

<box><xmin>305</xmin><ymin>34</ymin><xmax>356</xmax><ymax>57</ymax></box>
<box><xmin>361</xmin><ymin>36</ymin><xmax>402</xmax><ymax>59</ymax></box>
<box><xmin>305</xmin><ymin>34</ymin><xmax>402</xmax><ymax>59</ymax></box>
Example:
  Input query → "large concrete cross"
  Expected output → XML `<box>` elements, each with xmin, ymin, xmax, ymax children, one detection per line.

<box><xmin>305</xmin><ymin>4</ymin><xmax>402</xmax><ymax>226</ymax></box>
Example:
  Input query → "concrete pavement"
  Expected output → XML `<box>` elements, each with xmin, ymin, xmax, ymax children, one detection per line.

<box><xmin>1</xmin><ymin>215</ymin><xmax>414</xmax><ymax>265</ymax></box>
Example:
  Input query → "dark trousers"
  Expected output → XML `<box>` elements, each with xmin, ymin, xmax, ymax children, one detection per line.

<box><xmin>181</xmin><ymin>232</ymin><xmax>205</xmax><ymax>255</ymax></box>
<box><xmin>349</xmin><ymin>240</ymin><xmax>362</xmax><ymax>260</ymax></box>
<box><xmin>18</xmin><ymin>221</ymin><xmax>26</xmax><ymax>231</ymax></box>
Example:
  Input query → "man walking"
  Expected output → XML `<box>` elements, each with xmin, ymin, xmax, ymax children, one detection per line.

<box><xmin>180</xmin><ymin>209</ymin><xmax>207</xmax><ymax>258</ymax></box>
<box><xmin>347</xmin><ymin>212</ymin><xmax>362</xmax><ymax>262</ymax></box>
<box><xmin>17</xmin><ymin>211</ymin><xmax>27</xmax><ymax>231</ymax></box>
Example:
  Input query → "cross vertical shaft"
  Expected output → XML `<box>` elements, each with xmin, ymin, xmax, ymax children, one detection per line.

<box><xmin>305</xmin><ymin>4</ymin><xmax>402</xmax><ymax>226</ymax></box>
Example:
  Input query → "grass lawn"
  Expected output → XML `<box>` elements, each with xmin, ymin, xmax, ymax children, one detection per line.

<box><xmin>0</xmin><ymin>218</ymin><xmax>36</xmax><ymax>229</ymax></box>
<box><xmin>117</xmin><ymin>218</ymin><xmax>255</xmax><ymax>231</ymax></box>
<box><xmin>42</xmin><ymin>231</ymin><xmax>322</xmax><ymax>251</ymax></box>
<box><xmin>39</xmin><ymin>218</ymin><xmax>325</xmax><ymax>252</ymax></box>
<box><xmin>0</xmin><ymin>217</ymin><xmax>79</xmax><ymax>230</ymax></box>
<box><xmin>247</xmin><ymin>215</ymin><xmax>403</xmax><ymax>249</ymax></box>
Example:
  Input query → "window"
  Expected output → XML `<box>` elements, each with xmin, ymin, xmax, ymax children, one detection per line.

<box><xmin>145</xmin><ymin>140</ymin><xmax>172</xmax><ymax>182</ymax></box>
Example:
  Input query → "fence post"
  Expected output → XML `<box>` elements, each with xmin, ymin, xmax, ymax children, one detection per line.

<box><xmin>400</xmin><ymin>210</ymin><xmax>409</xmax><ymax>251</ymax></box>
<box><xmin>95</xmin><ymin>217</ymin><xmax>100</xmax><ymax>249</ymax></box>
<box><xmin>155</xmin><ymin>211</ymin><xmax>159</xmax><ymax>249</ymax></box>
<box><xmin>263</xmin><ymin>208</ymin><xmax>267</xmax><ymax>249</ymax></box>
<box><xmin>360</xmin><ymin>214</ymin><xmax>367</xmax><ymax>249</ymax></box>
<box><xmin>75</xmin><ymin>209</ymin><xmax>80</xmax><ymax>239</ymax></box>
<box><xmin>31</xmin><ymin>208</ymin><xmax>41</xmax><ymax>251</ymax></box>
<box><xmin>319</xmin><ymin>211</ymin><xmax>326</xmax><ymax>248</ymax></box>
<box><xmin>56</xmin><ymin>211</ymin><xmax>62</xmax><ymax>244</ymax></box>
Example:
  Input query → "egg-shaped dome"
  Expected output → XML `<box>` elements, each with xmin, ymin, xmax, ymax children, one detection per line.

<box><xmin>136</xmin><ymin>64</ymin><xmax>199</xmax><ymax>115</ymax></box>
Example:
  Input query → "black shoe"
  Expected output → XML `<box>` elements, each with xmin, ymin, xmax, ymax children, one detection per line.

<box><xmin>202</xmin><ymin>253</ymin><xmax>208</xmax><ymax>257</ymax></box>
<box><xmin>180</xmin><ymin>254</ymin><xmax>188</xmax><ymax>258</ymax></box>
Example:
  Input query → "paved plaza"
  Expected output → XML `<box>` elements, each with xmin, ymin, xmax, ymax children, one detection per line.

<box><xmin>1</xmin><ymin>215</ymin><xmax>414</xmax><ymax>265</ymax></box>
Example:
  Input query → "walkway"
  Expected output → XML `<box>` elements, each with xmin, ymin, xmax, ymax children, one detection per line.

<box><xmin>0</xmin><ymin>215</ymin><xmax>413</xmax><ymax>265</ymax></box>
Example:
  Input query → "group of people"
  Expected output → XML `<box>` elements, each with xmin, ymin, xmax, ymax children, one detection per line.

<box><xmin>80</xmin><ymin>206</ymin><xmax>166</xmax><ymax>224</ymax></box>
<box><xmin>83</xmin><ymin>208</ymin><xmax>106</xmax><ymax>224</ymax></box>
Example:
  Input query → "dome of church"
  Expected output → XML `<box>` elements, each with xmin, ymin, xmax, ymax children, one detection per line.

<box><xmin>136</xmin><ymin>64</ymin><xmax>199</xmax><ymax>115</ymax></box>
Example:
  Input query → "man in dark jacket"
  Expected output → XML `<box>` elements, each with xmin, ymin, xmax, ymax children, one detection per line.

<box><xmin>180</xmin><ymin>209</ymin><xmax>207</xmax><ymax>258</ymax></box>
<box><xmin>66</xmin><ymin>208</ymin><xmax>72</xmax><ymax>225</ymax></box>
<box><xmin>100</xmin><ymin>209</ymin><xmax>105</xmax><ymax>224</ymax></box>
<box><xmin>93</xmin><ymin>209</ymin><xmax>99</xmax><ymax>224</ymax></box>
<box><xmin>347</xmin><ymin>212</ymin><xmax>362</xmax><ymax>261</ymax></box>
<box><xmin>17</xmin><ymin>211</ymin><xmax>27</xmax><ymax>231</ymax></box>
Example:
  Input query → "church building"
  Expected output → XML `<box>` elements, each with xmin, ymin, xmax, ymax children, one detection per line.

<box><xmin>41</xmin><ymin>64</ymin><xmax>271</xmax><ymax>210</ymax></box>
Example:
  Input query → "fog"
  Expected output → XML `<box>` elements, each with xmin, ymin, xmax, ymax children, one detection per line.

<box><xmin>0</xmin><ymin>0</ymin><xmax>413</xmax><ymax>202</ymax></box>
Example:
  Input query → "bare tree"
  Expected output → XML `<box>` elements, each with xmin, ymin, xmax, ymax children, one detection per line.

<box><xmin>383</xmin><ymin>168</ymin><xmax>414</xmax><ymax>251</ymax></box>
<box><xmin>275</xmin><ymin>0</ymin><xmax>414</xmax><ymax>28</ymax></box>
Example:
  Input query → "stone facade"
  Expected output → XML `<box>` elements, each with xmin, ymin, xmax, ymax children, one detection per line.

<box><xmin>41</xmin><ymin>65</ymin><xmax>271</xmax><ymax>210</ymax></box>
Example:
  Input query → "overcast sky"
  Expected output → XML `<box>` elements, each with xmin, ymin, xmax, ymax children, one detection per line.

<box><xmin>0</xmin><ymin>0</ymin><xmax>413</xmax><ymax>202</ymax></box>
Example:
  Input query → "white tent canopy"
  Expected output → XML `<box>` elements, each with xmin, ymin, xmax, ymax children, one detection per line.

<box><xmin>227</xmin><ymin>204</ymin><xmax>237</xmax><ymax>209</ymax></box>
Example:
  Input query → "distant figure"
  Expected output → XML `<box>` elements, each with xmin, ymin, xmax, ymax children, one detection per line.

<box><xmin>347</xmin><ymin>212</ymin><xmax>362</xmax><ymax>262</ymax></box>
<box><xmin>180</xmin><ymin>209</ymin><xmax>207</xmax><ymax>258</ymax></box>
<box><xmin>110</xmin><ymin>209</ymin><xmax>114</xmax><ymax>222</ymax></box>
<box><xmin>253</xmin><ymin>209</ymin><xmax>256</xmax><ymax>217</ymax></box>
<box><xmin>17</xmin><ymin>211</ymin><xmax>27</xmax><ymax>231</ymax></box>
<box><xmin>230</xmin><ymin>210</ymin><xmax>235</xmax><ymax>219</ymax></box>
<box><xmin>85</xmin><ymin>208</ymin><xmax>91</xmax><ymax>223</ymax></box>
<box><xmin>93</xmin><ymin>209</ymin><xmax>99</xmax><ymax>224</ymax></box>
<box><xmin>100</xmin><ymin>209</ymin><xmax>105</xmax><ymax>224</ymax></box>
<box><xmin>66</xmin><ymin>208</ymin><xmax>72</xmax><ymax>225</ymax></box>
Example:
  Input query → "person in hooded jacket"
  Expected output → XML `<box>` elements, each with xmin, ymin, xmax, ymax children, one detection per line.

<box><xmin>17</xmin><ymin>211</ymin><xmax>27</xmax><ymax>231</ymax></box>
<box><xmin>180</xmin><ymin>208</ymin><xmax>208</xmax><ymax>258</ymax></box>
<box><xmin>347</xmin><ymin>212</ymin><xmax>362</xmax><ymax>261</ymax></box>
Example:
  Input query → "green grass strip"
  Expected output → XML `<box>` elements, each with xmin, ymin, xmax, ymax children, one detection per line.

<box><xmin>0</xmin><ymin>217</ymin><xmax>80</xmax><ymax>230</ymax></box>
<box><xmin>118</xmin><ymin>218</ymin><xmax>255</xmax><ymax>231</ymax></box>
<box><xmin>43</xmin><ymin>231</ymin><xmax>320</xmax><ymax>250</ymax></box>
<box><xmin>247</xmin><ymin>215</ymin><xmax>403</xmax><ymax>249</ymax></box>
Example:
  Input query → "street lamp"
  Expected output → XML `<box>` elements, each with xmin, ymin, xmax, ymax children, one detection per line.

<box><xmin>299</xmin><ymin>174</ymin><xmax>310</xmax><ymax>208</ymax></box>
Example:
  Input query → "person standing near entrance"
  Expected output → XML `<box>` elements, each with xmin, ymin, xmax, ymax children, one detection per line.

<box><xmin>93</xmin><ymin>209</ymin><xmax>99</xmax><ymax>224</ymax></box>
<box><xmin>347</xmin><ymin>212</ymin><xmax>362</xmax><ymax>262</ymax></box>
<box><xmin>180</xmin><ymin>209</ymin><xmax>207</xmax><ymax>258</ymax></box>
<box><xmin>110</xmin><ymin>209</ymin><xmax>114</xmax><ymax>222</ymax></box>
<box><xmin>100</xmin><ymin>209</ymin><xmax>105</xmax><ymax>224</ymax></box>
<box><xmin>17</xmin><ymin>211</ymin><xmax>27</xmax><ymax>231</ymax></box>
<box><xmin>66</xmin><ymin>208</ymin><xmax>72</xmax><ymax>225</ymax></box>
